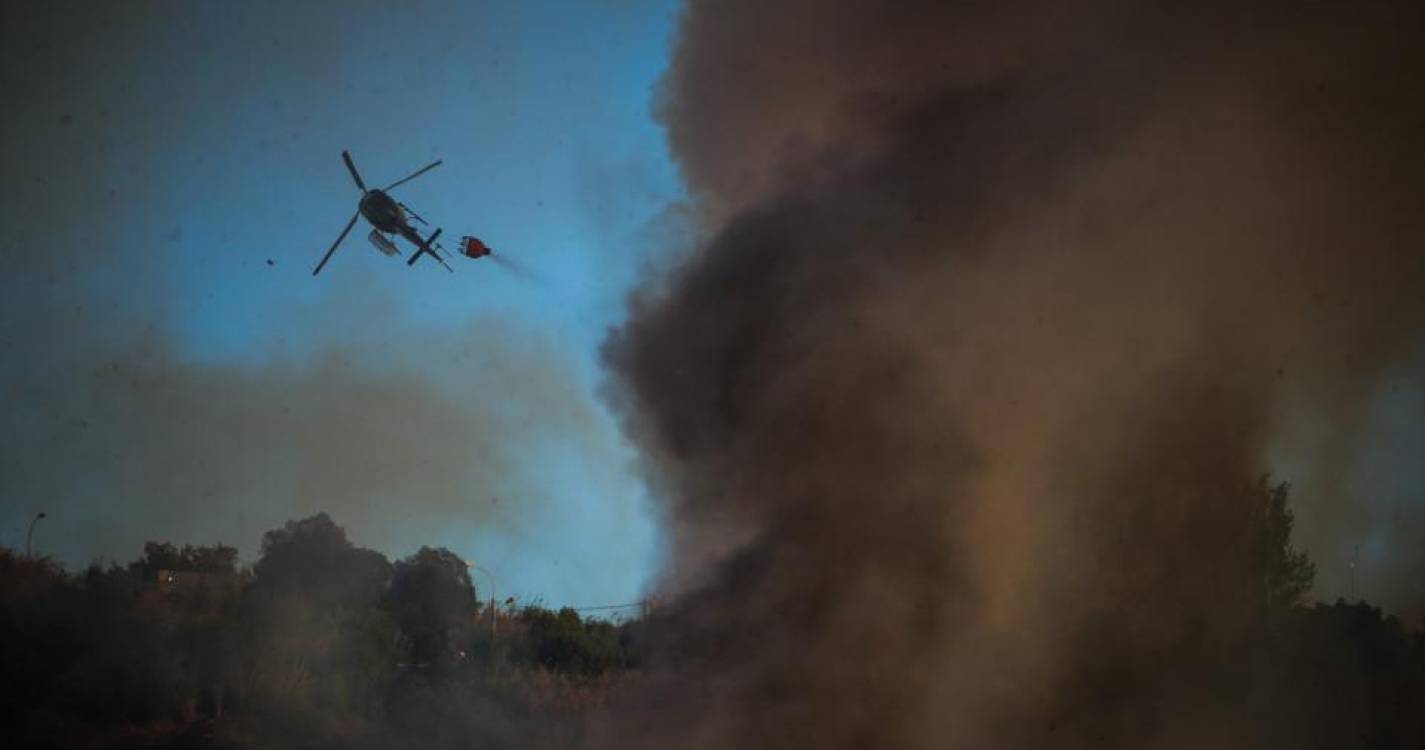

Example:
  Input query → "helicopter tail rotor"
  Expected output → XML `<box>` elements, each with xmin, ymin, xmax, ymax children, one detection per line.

<box><xmin>406</xmin><ymin>227</ymin><xmax>448</xmax><ymax>270</ymax></box>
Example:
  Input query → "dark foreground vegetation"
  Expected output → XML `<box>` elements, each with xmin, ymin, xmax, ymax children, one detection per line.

<box><xmin>1</xmin><ymin>514</ymin><xmax>647</xmax><ymax>749</ymax></box>
<box><xmin>3</xmin><ymin>488</ymin><xmax>1425</xmax><ymax>748</ymax></box>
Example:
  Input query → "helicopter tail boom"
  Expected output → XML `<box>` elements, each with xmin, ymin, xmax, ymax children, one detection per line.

<box><xmin>405</xmin><ymin>228</ymin><xmax>451</xmax><ymax>272</ymax></box>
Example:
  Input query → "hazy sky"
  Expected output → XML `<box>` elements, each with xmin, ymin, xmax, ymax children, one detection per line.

<box><xmin>1</xmin><ymin>0</ymin><xmax>685</xmax><ymax>609</ymax></box>
<box><xmin>4</xmin><ymin>0</ymin><xmax>1421</xmax><ymax>620</ymax></box>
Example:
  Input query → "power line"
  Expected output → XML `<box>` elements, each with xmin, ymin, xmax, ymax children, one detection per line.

<box><xmin>570</xmin><ymin>601</ymin><xmax>648</xmax><ymax>612</ymax></box>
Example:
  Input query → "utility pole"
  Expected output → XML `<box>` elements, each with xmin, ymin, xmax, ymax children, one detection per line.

<box><xmin>25</xmin><ymin>512</ymin><xmax>46</xmax><ymax>558</ymax></box>
<box><xmin>466</xmin><ymin>561</ymin><xmax>498</xmax><ymax>640</ymax></box>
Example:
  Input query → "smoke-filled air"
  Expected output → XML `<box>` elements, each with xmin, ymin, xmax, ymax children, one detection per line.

<box><xmin>596</xmin><ymin>0</ymin><xmax>1425</xmax><ymax>747</ymax></box>
<box><xmin>3</xmin><ymin>1</ymin><xmax>1424</xmax><ymax>748</ymax></box>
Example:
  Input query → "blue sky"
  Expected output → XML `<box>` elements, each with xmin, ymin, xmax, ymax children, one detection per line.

<box><xmin>1</xmin><ymin>0</ymin><xmax>687</xmax><ymax>609</ymax></box>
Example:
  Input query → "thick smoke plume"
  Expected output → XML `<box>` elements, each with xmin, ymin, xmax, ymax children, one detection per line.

<box><xmin>601</xmin><ymin>1</ymin><xmax>1425</xmax><ymax>747</ymax></box>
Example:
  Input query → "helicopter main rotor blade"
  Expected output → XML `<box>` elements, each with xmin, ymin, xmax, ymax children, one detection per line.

<box><xmin>342</xmin><ymin>150</ymin><xmax>367</xmax><ymax>192</ymax></box>
<box><xmin>313</xmin><ymin>210</ymin><xmax>361</xmax><ymax>276</ymax></box>
<box><xmin>384</xmin><ymin>159</ymin><xmax>442</xmax><ymax>191</ymax></box>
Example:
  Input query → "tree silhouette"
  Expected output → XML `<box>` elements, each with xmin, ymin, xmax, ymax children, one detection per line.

<box><xmin>1254</xmin><ymin>477</ymin><xmax>1316</xmax><ymax>608</ymax></box>
<box><xmin>236</xmin><ymin>514</ymin><xmax>397</xmax><ymax>712</ymax></box>
<box><xmin>387</xmin><ymin>546</ymin><xmax>478</xmax><ymax>666</ymax></box>
<box><xmin>252</xmin><ymin>512</ymin><xmax>390</xmax><ymax>605</ymax></box>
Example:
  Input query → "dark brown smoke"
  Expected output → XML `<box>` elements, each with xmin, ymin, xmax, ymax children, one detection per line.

<box><xmin>600</xmin><ymin>1</ymin><xmax>1425</xmax><ymax>747</ymax></box>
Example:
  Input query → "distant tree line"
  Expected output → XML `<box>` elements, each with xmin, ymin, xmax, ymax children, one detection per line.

<box><xmin>1</xmin><ymin>483</ymin><xmax>1423</xmax><ymax>748</ymax></box>
<box><xmin>0</xmin><ymin>512</ymin><xmax>645</xmax><ymax>749</ymax></box>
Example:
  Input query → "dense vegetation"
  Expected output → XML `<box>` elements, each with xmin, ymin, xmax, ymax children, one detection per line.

<box><xmin>2</xmin><ymin>485</ymin><xmax>1423</xmax><ymax>748</ymax></box>
<box><xmin>0</xmin><ymin>513</ymin><xmax>645</xmax><ymax>749</ymax></box>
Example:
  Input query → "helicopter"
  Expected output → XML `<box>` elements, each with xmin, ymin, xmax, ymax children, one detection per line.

<box><xmin>312</xmin><ymin>150</ymin><xmax>455</xmax><ymax>275</ymax></box>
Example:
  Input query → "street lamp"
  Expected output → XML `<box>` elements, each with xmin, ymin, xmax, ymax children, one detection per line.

<box><xmin>26</xmin><ymin>512</ymin><xmax>46</xmax><ymax>558</ymax></box>
<box><xmin>465</xmin><ymin>561</ymin><xmax>498</xmax><ymax>639</ymax></box>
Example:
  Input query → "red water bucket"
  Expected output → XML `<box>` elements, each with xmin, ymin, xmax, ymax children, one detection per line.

<box><xmin>461</xmin><ymin>236</ymin><xmax>492</xmax><ymax>258</ymax></box>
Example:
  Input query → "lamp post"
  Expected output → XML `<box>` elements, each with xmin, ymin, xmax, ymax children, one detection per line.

<box><xmin>25</xmin><ymin>512</ymin><xmax>46</xmax><ymax>558</ymax></box>
<box><xmin>465</xmin><ymin>561</ymin><xmax>498</xmax><ymax>639</ymax></box>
